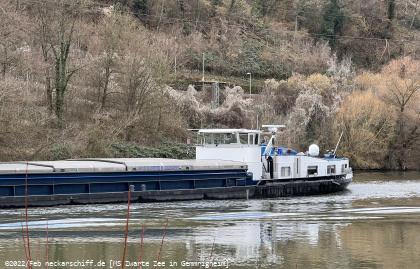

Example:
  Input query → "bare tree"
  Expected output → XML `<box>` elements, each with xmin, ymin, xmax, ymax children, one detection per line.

<box><xmin>380</xmin><ymin>57</ymin><xmax>420</xmax><ymax>169</ymax></box>
<box><xmin>35</xmin><ymin>0</ymin><xmax>85</xmax><ymax>122</ymax></box>
<box><xmin>385</xmin><ymin>65</ymin><xmax>420</xmax><ymax>113</ymax></box>
<box><xmin>119</xmin><ymin>54</ymin><xmax>157</xmax><ymax>141</ymax></box>
<box><xmin>33</xmin><ymin>5</ymin><xmax>53</xmax><ymax>113</ymax></box>
<box><xmin>124</xmin><ymin>59</ymin><xmax>154</xmax><ymax>115</ymax></box>
<box><xmin>0</xmin><ymin>2</ymin><xmax>21</xmax><ymax>78</ymax></box>
<box><xmin>335</xmin><ymin>90</ymin><xmax>395</xmax><ymax>169</ymax></box>
<box><xmin>94</xmin><ymin>11</ymin><xmax>131</xmax><ymax>111</ymax></box>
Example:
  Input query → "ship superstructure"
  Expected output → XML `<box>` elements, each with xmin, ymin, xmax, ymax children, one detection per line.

<box><xmin>195</xmin><ymin>125</ymin><xmax>353</xmax><ymax>183</ymax></box>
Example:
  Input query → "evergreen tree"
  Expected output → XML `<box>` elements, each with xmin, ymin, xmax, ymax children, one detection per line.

<box><xmin>229</xmin><ymin>0</ymin><xmax>236</xmax><ymax>13</ymax></box>
<box><xmin>387</xmin><ymin>0</ymin><xmax>395</xmax><ymax>20</ymax></box>
<box><xmin>210</xmin><ymin>0</ymin><xmax>222</xmax><ymax>17</ymax></box>
<box><xmin>321</xmin><ymin>0</ymin><xmax>344</xmax><ymax>47</ymax></box>
<box><xmin>132</xmin><ymin>0</ymin><xmax>148</xmax><ymax>16</ymax></box>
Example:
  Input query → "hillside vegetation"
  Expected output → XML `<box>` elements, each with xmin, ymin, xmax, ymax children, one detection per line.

<box><xmin>0</xmin><ymin>0</ymin><xmax>419</xmax><ymax>169</ymax></box>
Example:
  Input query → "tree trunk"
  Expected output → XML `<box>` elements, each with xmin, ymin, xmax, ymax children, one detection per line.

<box><xmin>1</xmin><ymin>46</ymin><xmax>7</xmax><ymax>78</ymax></box>
<box><xmin>99</xmin><ymin>64</ymin><xmax>111</xmax><ymax>111</ymax></box>
<box><xmin>1</xmin><ymin>64</ymin><xmax>5</xmax><ymax>78</ymax></box>
<box><xmin>410</xmin><ymin>0</ymin><xmax>419</xmax><ymax>29</ymax></box>
<box><xmin>45</xmin><ymin>69</ymin><xmax>53</xmax><ymax>114</ymax></box>
<box><xmin>389</xmin><ymin>111</ymin><xmax>407</xmax><ymax>170</ymax></box>
<box><xmin>55</xmin><ymin>90</ymin><xmax>65</xmax><ymax>123</ymax></box>
<box><xmin>54</xmin><ymin>55</ymin><xmax>67</xmax><ymax>122</ymax></box>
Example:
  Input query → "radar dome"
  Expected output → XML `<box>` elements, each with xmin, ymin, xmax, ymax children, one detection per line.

<box><xmin>308</xmin><ymin>144</ymin><xmax>320</xmax><ymax>157</ymax></box>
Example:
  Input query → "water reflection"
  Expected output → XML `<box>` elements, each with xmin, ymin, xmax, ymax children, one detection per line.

<box><xmin>0</xmin><ymin>172</ymin><xmax>419</xmax><ymax>268</ymax></box>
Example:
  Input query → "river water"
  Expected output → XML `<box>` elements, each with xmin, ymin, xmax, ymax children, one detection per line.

<box><xmin>0</xmin><ymin>172</ymin><xmax>420</xmax><ymax>269</ymax></box>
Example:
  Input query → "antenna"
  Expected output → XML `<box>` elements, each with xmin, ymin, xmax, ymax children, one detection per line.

<box><xmin>333</xmin><ymin>131</ymin><xmax>344</xmax><ymax>157</ymax></box>
<box><xmin>261</xmin><ymin>125</ymin><xmax>286</xmax><ymax>156</ymax></box>
<box><xmin>261</xmin><ymin>124</ymin><xmax>286</xmax><ymax>134</ymax></box>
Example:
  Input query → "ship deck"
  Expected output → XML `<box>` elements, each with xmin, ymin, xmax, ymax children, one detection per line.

<box><xmin>0</xmin><ymin>158</ymin><xmax>252</xmax><ymax>199</ymax></box>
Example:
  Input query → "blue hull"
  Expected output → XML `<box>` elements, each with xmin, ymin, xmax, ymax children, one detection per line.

<box><xmin>0</xmin><ymin>169</ymin><xmax>253</xmax><ymax>197</ymax></box>
<box><xmin>0</xmin><ymin>169</ymin><xmax>351</xmax><ymax>208</ymax></box>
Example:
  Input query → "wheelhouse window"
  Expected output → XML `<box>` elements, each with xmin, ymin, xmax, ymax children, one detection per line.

<box><xmin>327</xmin><ymin>165</ymin><xmax>336</xmax><ymax>175</ymax></box>
<box><xmin>239</xmin><ymin>133</ymin><xmax>248</xmax><ymax>144</ymax></box>
<box><xmin>248</xmin><ymin>133</ymin><xmax>255</xmax><ymax>145</ymax></box>
<box><xmin>281</xmin><ymin>167</ymin><xmax>291</xmax><ymax>177</ymax></box>
<box><xmin>341</xmin><ymin>164</ymin><xmax>347</xmax><ymax>173</ymax></box>
<box><xmin>247</xmin><ymin>133</ymin><xmax>260</xmax><ymax>145</ymax></box>
<box><xmin>307</xmin><ymin>166</ymin><xmax>318</xmax><ymax>176</ymax></box>
<box><xmin>201</xmin><ymin>133</ymin><xmax>237</xmax><ymax>145</ymax></box>
<box><xmin>199</xmin><ymin>131</ymin><xmax>260</xmax><ymax>145</ymax></box>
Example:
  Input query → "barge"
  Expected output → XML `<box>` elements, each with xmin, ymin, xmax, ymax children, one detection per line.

<box><xmin>0</xmin><ymin>126</ymin><xmax>352</xmax><ymax>208</ymax></box>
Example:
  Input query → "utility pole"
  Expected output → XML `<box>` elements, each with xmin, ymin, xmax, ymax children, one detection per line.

<box><xmin>174</xmin><ymin>54</ymin><xmax>177</xmax><ymax>77</ymax></box>
<box><xmin>247</xmin><ymin>72</ymin><xmax>252</xmax><ymax>95</ymax></box>
<box><xmin>256</xmin><ymin>114</ymin><xmax>259</xmax><ymax>130</ymax></box>
<box><xmin>202</xmin><ymin>52</ymin><xmax>205</xmax><ymax>90</ymax></box>
<box><xmin>212</xmin><ymin>82</ymin><xmax>220</xmax><ymax>109</ymax></box>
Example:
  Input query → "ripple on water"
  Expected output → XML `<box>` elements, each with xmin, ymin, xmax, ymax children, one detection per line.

<box><xmin>335</xmin><ymin>206</ymin><xmax>420</xmax><ymax>214</ymax></box>
<box><xmin>0</xmin><ymin>218</ymin><xmax>125</xmax><ymax>230</ymax></box>
<box><xmin>189</xmin><ymin>211</ymin><xmax>300</xmax><ymax>221</ymax></box>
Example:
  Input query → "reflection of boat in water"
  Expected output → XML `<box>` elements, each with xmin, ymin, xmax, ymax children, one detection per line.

<box><xmin>0</xmin><ymin>125</ymin><xmax>352</xmax><ymax>208</ymax></box>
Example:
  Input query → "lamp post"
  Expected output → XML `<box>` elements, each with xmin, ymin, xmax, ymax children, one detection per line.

<box><xmin>202</xmin><ymin>52</ymin><xmax>205</xmax><ymax>90</ymax></box>
<box><xmin>202</xmin><ymin>53</ymin><xmax>205</xmax><ymax>81</ymax></box>
<box><xmin>246</xmin><ymin>72</ymin><xmax>252</xmax><ymax>95</ymax></box>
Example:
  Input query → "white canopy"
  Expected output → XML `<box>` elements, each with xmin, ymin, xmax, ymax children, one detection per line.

<box><xmin>198</xmin><ymin>129</ymin><xmax>261</xmax><ymax>134</ymax></box>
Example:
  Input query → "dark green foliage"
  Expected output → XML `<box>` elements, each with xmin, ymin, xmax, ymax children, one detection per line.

<box><xmin>387</xmin><ymin>0</ymin><xmax>395</xmax><ymax>20</ymax></box>
<box><xmin>110</xmin><ymin>142</ymin><xmax>195</xmax><ymax>159</ymax></box>
<box><xmin>253</xmin><ymin>0</ymin><xmax>269</xmax><ymax>17</ymax></box>
<box><xmin>132</xmin><ymin>0</ymin><xmax>148</xmax><ymax>16</ymax></box>
<box><xmin>252</xmin><ymin>0</ymin><xmax>279</xmax><ymax>17</ymax></box>
<box><xmin>202</xmin><ymin>51</ymin><xmax>222</xmax><ymax>73</ymax></box>
<box><xmin>272</xmin><ymin>83</ymin><xmax>299</xmax><ymax>115</ymax></box>
<box><xmin>210</xmin><ymin>0</ymin><xmax>221</xmax><ymax>17</ymax></box>
<box><xmin>178</xmin><ymin>0</ymin><xmax>185</xmax><ymax>13</ymax></box>
<box><xmin>235</xmin><ymin>41</ymin><xmax>263</xmax><ymax>75</ymax></box>
<box><xmin>410</xmin><ymin>16</ymin><xmax>420</xmax><ymax>29</ymax></box>
<box><xmin>40</xmin><ymin>144</ymin><xmax>72</xmax><ymax>160</ymax></box>
<box><xmin>261</xmin><ymin>61</ymin><xmax>291</xmax><ymax>80</ymax></box>
<box><xmin>229</xmin><ymin>0</ymin><xmax>235</xmax><ymax>13</ymax></box>
<box><xmin>321</xmin><ymin>0</ymin><xmax>344</xmax><ymax>47</ymax></box>
<box><xmin>296</xmin><ymin>0</ymin><xmax>323</xmax><ymax>33</ymax></box>
<box><xmin>187</xmin><ymin>38</ymin><xmax>290</xmax><ymax>79</ymax></box>
<box><xmin>231</xmin><ymin>40</ymin><xmax>290</xmax><ymax>79</ymax></box>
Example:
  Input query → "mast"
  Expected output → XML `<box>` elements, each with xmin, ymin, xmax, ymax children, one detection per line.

<box><xmin>261</xmin><ymin>125</ymin><xmax>285</xmax><ymax>156</ymax></box>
